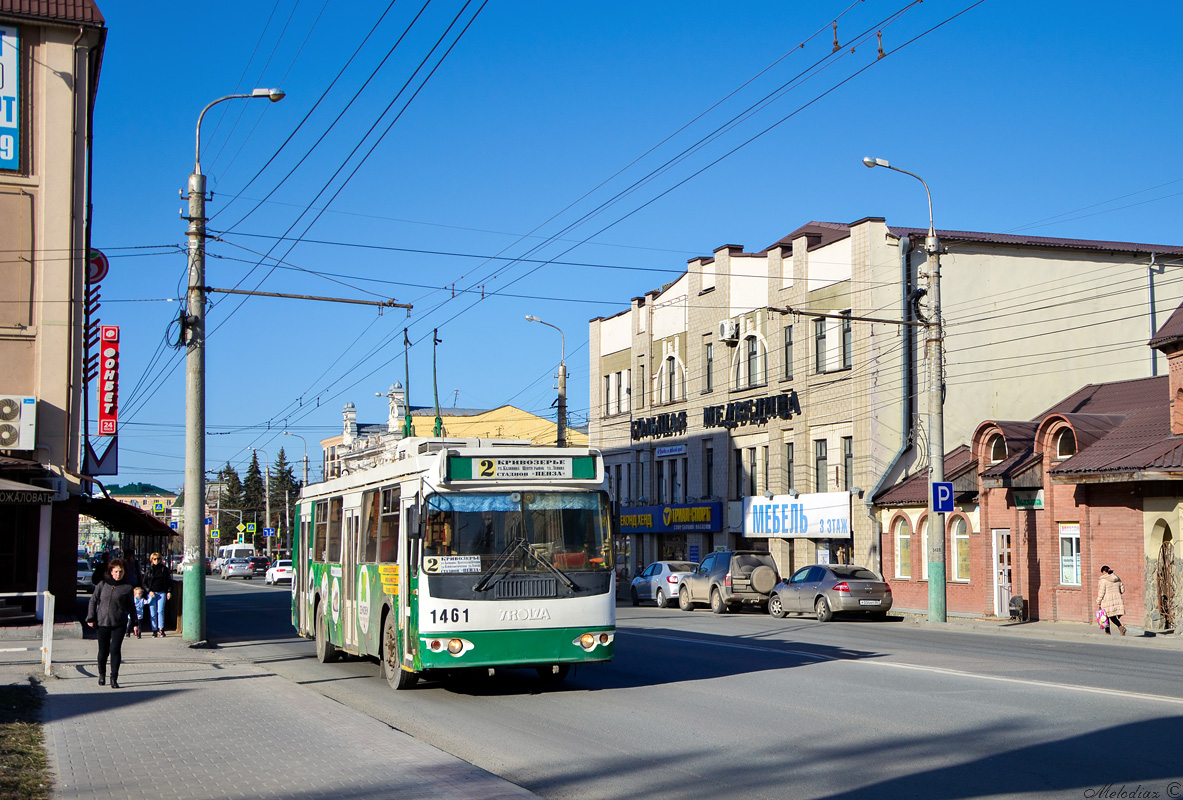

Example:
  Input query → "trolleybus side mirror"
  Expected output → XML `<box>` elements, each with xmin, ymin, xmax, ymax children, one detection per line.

<box><xmin>406</xmin><ymin>506</ymin><xmax>422</xmax><ymax>540</ymax></box>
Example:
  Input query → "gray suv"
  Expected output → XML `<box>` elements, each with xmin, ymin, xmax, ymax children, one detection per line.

<box><xmin>678</xmin><ymin>550</ymin><xmax>779</xmax><ymax>614</ymax></box>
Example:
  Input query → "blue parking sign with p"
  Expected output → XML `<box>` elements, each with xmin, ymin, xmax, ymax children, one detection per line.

<box><xmin>933</xmin><ymin>482</ymin><xmax>955</xmax><ymax>513</ymax></box>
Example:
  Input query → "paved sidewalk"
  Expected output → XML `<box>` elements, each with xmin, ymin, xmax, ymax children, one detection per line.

<box><xmin>0</xmin><ymin>633</ymin><xmax>541</xmax><ymax>800</ymax></box>
<box><xmin>893</xmin><ymin>611</ymin><xmax>1183</xmax><ymax>648</ymax></box>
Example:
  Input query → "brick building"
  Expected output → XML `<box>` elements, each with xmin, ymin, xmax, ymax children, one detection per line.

<box><xmin>876</xmin><ymin>312</ymin><xmax>1183</xmax><ymax>629</ymax></box>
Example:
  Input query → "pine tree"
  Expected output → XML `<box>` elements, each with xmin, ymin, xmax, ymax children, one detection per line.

<box><xmin>215</xmin><ymin>463</ymin><xmax>244</xmax><ymax>545</ymax></box>
<box><xmin>270</xmin><ymin>448</ymin><xmax>301</xmax><ymax>552</ymax></box>
<box><xmin>243</xmin><ymin>451</ymin><xmax>265</xmax><ymax>547</ymax></box>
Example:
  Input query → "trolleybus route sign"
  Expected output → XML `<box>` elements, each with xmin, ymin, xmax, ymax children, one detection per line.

<box><xmin>423</xmin><ymin>555</ymin><xmax>481</xmax><ymax>574</ymax></box>
<box><xmin>448</xmin><ymin>456</ymin><xmax>596</xmax><ymax>481</ymax></box>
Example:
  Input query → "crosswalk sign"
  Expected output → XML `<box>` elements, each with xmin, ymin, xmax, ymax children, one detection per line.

<box><xmin>246</xmin><ymin>522</ymin><xmax>256</xmax><ymax>534</ymax></box>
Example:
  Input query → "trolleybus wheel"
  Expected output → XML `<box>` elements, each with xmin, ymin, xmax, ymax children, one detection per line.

<box><xmin>315</xmin><ymin>606</ymin><xmax>338</xmax><ymax>663</ymax></box>
<box><xmin>382</xmin><ymin>612</ymin><xmax>418</xmax><ymax>690</ymax></box>
<box><xmin>536</xmin><ymin>664</ymin><xmax>569</xmax><ymax>683</ymax></box>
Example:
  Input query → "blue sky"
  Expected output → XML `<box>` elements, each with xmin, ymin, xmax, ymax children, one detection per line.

<box><xmin>91</xmin><ymin>1</ymin><xmax>1183</xmax><ymax>487</ymax></box>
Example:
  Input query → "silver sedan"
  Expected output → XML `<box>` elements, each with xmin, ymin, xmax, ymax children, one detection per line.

<box><xmin>630</xmin><ymin>561</ymin><xmax>697</xmax><ymax>608</ymax></box>
<box><xmin>220</xmin><ymin>558</ymin><xmax>254</xmax><ymax>580</ymax></box>
<box><xmin>768</xmin><ymin>564</ymin><xmax>892</xmax><ymax>621</ymax></box>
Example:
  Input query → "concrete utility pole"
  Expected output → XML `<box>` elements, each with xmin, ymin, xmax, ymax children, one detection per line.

<box><xmin>863</xmin><ymin>156</ymin><xmax>947</xmax><ymax>623</ymax></box>
<box><xmin>182</xmin><ymin>88</ymin><xmax>284</xmax><ymax>644</ymax></box>
<box><xmin>526</xmin><ymin>315</ymin><xmax>566</xmax><ymax>447</ymax></box>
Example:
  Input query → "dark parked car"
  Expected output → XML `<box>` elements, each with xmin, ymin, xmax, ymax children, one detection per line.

<box><xmin>678</xmin><ymin>550</ymin><xmax>779</xmax><ymax>614</ymax></box>
<box><xmin>248</xmin><ymin>556</ymin><xmax>270</xmax><ymax>575</ymax></box>
<box><xmin>768</xmin><ymin>564</ymin><xmax>893</xmax><ymax>621</ymax></box>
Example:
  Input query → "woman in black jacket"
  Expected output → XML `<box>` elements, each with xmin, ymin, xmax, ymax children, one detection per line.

<box><xmin>142</xmin><ymin>552</ymin><xmax>172</xmax><ymax>637</ymax></box>
<box><xmin>87</xmin><ymin>559</ymin><xmax>139</xmax><ymax>688</ymax></box>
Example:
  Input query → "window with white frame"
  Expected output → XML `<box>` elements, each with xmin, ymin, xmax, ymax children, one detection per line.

<box><xmin>657</xmin><ymin>356</ymin><xmax>685</xmax><ymax>404</ymax></box>
<box><xmin>814</xmin><ymin>319</ymin><xmax>826</xmax><ymax>374</ymax></box>
<box><xmin>783</xmin><ymin>325</ymin><xmax>793</xmax><ymax>381</ymax></box>
<box><xmin>841</xmin><ymin>312</ymin><xmax>852</xmax><ymax>369</ymax></box>
<box><xmin>920</xmin><ymin>516</ymin><xmax>929</xmax><ymax>580</ymax></box>
<box><xmin>1059</xmin><ymin>522</ymin><xmax>1081</xmax><ymax>585</ymax></box>
<box><xmin>952</xmin><ymin>516</ymin><xmax>970</xmax><ymax>581</ymax></box>
<box><xmin>614</xmin><ymin>372</ymin><xmax>623</xmax><ymax>416</ymax></box>
<box><xmin>813</xmin><ymin>439</ymin><xmax>828</xmax><ymax>492</ymax></box>
<box><xmin>989</xmin><ymin>434</ymin><xmax>1007</xmax><ymax>464</ymax></box>
<box><xmin>704</xmin><ymin>340</ymin><xmax>714</xmax><ymax>393</ymax></box>
<box><xmin>894</xmin><ymin>517</ymin><xmax>912</xmax><ymax>578</ymax></box>
<box><xmin>1056</xmin><ymin>428</ymin><xmax>1076</xmax><ymax>459</ymax></box>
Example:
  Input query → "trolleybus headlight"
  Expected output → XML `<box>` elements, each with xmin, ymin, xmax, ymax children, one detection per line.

<box><xmin>573</xmin><ymin>631</ymin><xmax>613</xmax><ymax>651</ymax></box>
<box><xmin>425</xmin><ymin>637</ymin><xmax>473</xmax><ymax>656</ymax></box>
<box><xmin>429</xmin><ymin>639</ymin><xmax>443</xmax><ymax>652</ymax></box>
<box><xmin>447</xmin><ymin>638</ymin><xmax>464</xmax><ymax>655</ymax></box>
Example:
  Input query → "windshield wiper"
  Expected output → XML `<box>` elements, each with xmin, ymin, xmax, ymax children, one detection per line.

<box><xmin>522</xmin><ymin>544</ymin><xmax>580</xmax><ymax>591</ymax></box>
<box><xmin>472</xmin><ymin>537</ymin><xmax>528</xmax><ymax>593</ymax></box>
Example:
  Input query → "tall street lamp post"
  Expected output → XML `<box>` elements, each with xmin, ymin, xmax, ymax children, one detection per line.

<box><xmin>525</xmin><ymin>315</ymin><xmax>566</xmax><ymax>447</ymax></box>
<box><xmin>283</xmin><ymin>431</ymin><xmax>310</xmax><ymax>485</ymax></box>
<box><xmin>183</xmin><ymin>88</ymin><xmax>284</xmax><ymax>643</ymax></box>
<box><xmin>863</xmin><ymin>156</ymin><xmax>947</xmax><ymax>623</ymax></box>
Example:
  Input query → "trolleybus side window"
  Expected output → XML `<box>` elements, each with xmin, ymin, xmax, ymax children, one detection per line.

<box><xmin>379</xmin><ymin>487</ymin><xmax>400</xmax><ymax>563</ymax></box>
<box><xmin>313</xmin><ymin>500</ymin><xmax>328</xmax><ymax>562</ymax></box>
<box><xmin>327</xmin><ymin>496</ymin><xmax>343</xmax><ymax>562</ymax></box>
<box><xmin>360</xmin><ymin>490</ymin><xmax>379</xmax><ymax>563</ymax></box>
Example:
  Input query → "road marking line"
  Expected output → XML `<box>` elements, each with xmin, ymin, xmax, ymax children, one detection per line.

<box><xmin>622</xmin><ymin>629</ymin><xmax>1183</xmax><ymax>706</ymax></box>
<box><xmin>847</xmin><ymin>658</ymin><xmax>1183</xmax><ymax>706</ymax></box>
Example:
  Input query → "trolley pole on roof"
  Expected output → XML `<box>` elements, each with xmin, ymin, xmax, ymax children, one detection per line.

<box><xmin>432</xmin><ymin>329</ymin><xmax>444</xmax><ymax>437</ymax></box>
<box><xmin>402</xmin><ymin>329</ymin><xmax>415</xmax><ymax>438</ymax></box>
<box><xmin>863</xmin><ymin>155</ymin><xmax>947</xmax><ymax>623</ymax></box>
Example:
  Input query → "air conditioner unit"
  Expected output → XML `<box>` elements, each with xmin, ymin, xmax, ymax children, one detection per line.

<box><xmin>31</xmin><ymin>476</ymin><xmax>68</xmax><ymax>502</ymax></box>
<box><xmin>0</xmin><ymin>395</ymin><xmax>36</xmax><ymax>451</ymax></box>
<box><xmin>717</xmin><ymin>319</ymin><xmax>740</xmax><ymax>342</ymax></box>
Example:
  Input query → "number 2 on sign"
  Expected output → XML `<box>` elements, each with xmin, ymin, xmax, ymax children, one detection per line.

<box><xmin>479</xmin><ymin>459</ymin><xmax>495</xmax><ymax>477</ymax></box>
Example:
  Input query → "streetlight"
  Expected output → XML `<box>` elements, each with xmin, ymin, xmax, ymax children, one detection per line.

<box><xmin>862</xmin><ymin>155</ymin><xmax>947</xmax><ymax>623</ymax></box>
<box><xmin>183</xmin><ymin>87</ymin><xmax>284</xmax><ymax>644</ymax></box>
<box><xmin>525</xmin><ymin>315</ymin><xmax>567</xmax><ymax>447</ymax></box>
<box><xmin>283</xmin><ymin>431</ymin><xmax>310</xmax><ymax>485</ymax></box>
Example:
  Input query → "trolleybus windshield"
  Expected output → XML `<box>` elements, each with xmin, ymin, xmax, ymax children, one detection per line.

<box><xmin>424</xmin><ymin>491</ymin><xmax>612</xmax><ymax>573</ymax></box>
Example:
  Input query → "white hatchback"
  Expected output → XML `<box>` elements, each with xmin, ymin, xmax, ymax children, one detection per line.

<box><xmin>265</xmin><ymin>560</ymin><xmax>293</xmax><ymax>585</ymax></box>
<box><xmin>630</xmin><ymin>561</ymin><xmax>698</xmax><ymax>608</ymax></box>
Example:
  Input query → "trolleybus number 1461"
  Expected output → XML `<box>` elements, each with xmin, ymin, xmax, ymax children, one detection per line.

<box><xmin>430</xmin><ymin>608</ymin><xmax>470</xmax><ymax>625</ymax></box>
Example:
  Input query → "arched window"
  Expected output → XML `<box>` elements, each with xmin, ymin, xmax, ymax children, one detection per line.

<box><xmin>893</xmin><ymin>516</ymin><xmax>912</xmax><ymax>579</ymax></box>
<box><xmin>736</xmin><ymin>335</ymin><xmax>766</xmax><ymax>389</ymax></box>
<box><xmin>658</xmin><ymin>356</ymin><xmax>685</xmax><ymax>404</ymax></box>
<box><xmin>919</xmin><ymin>515</ymin><xmax>929</xmax><ymax>580</ymax></box>
<box><xmin>988</xmin><ymin>434</ymin><xmax>1007</xmax><ymax>464</ymax></box>
<box><xmin>1055</xmin><ymin>428</ymin><xmax>1076</xmax><ymax>459</ymax></box>
<box><xmin>951</xmin><ymin>516</ymin><xmax>970</xmax><ymax>581</ymax></box>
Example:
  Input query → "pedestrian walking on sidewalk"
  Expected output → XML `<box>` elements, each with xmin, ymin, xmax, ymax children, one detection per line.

<box><xmin>87</xmin><ymin>559</ymin><xmax>139</xmax><ymax>688</ymax></box>
<box><xmin>130</xmin><ymin>587</ymin><xmax>149</xmax><ymax>639</ymax></box>
<box><xmin>143</xmin><ymin>552</ymin><xmax>171</xmax><ymax>637</ymax></box>
<box><xmin>1096</xmin><ymin>565</ymin><xmax>1127</xmax><ymax>635</ymax></box>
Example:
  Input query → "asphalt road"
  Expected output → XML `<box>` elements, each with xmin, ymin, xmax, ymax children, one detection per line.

<box><xmin>204</xmin><ymin>577</ymin><xmax>1183</xmax><ymax>800</ymax></box>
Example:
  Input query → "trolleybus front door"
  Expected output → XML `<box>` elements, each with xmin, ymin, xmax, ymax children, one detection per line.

<box><xmin>342</xmin><ymin>508</ymin><xmax>358</xmax><ymax>649</ymax></box>
<box><xmin>398</xmin><ymin>497</ymin><xmax>421</xmax><ymax>668</ymax></box>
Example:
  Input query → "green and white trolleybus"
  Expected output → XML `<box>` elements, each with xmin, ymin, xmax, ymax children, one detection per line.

<box><xmin>292</xmin><ymin>437</ymin><xmax>615</xmax><ymax>688</ymax></box>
